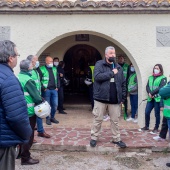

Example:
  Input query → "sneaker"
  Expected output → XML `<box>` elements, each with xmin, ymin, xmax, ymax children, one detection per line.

<box><xmin>112</xmin><ymin>141</ymin><xmax>127</xmax><ymax>148</ymax></box>
<box><xmin>46</xmin><ymin>119</ymin><xmax>51</xmax><ymax>125</ymax></box>
<box><xmin>150</xmin><ymin>128</ymin><xmax>158</xmax><ymax>135</ymax></box>
<box><xmin>50</xmin><ymin>118</ymin><xmax>59</xmax><ymax>124</ymax></box>
<box><xmin>90</xmin><ymin>139</ymin><xmax>97</xmax><ymax>147</ymax></box>
<box><xmin>126</xmin><ymin>117</ymin><xmax>134</xmax><ymax>122</ymax></box>
<box><xmin>103</xmin><ymin>115</ymin><xmax>110</xmax><ymax>121</ymax></box>
<box><xmin>153</xmin><ymin>136</ymin><xmax>165</xmax><ymax>141</ymax></box>
<box><xmin>138</xmin><ymin>126</ymin><xmax>149</xmax><ymax>132</ymax></box>
<box><xmin>133</xmin><ymin>119</ymin><xmax>138</xmax><ymax>123</ymax></box>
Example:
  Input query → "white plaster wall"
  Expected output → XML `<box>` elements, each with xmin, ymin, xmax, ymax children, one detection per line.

<box><xmin>0</xmin><ymin>14</ymin><xmax>170</xmax><ymax>128</ymax></box>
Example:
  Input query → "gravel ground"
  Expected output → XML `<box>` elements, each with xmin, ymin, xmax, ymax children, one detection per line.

<box><xmin>15</xmin><ymin>151</ymin><xmax>170</xmax><ymax>170</ymax></box>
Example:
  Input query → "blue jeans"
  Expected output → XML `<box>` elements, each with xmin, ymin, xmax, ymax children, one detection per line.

<box><xmin>167</xmin><ymin>118</ymin><xmax>170</xmax><ymax>140</ymax></box>
<box><xmin>36</xmin><ymin>117</ymin><xmax>44</xmax><ymax>133</ymax></box>
<box><xmin>42</xmin><ymin>89</ymin><xmax>58</xmax><ymax>119</ymax></box>
<box><xmin>130</xmin><ymin>94</ymin><xmax>138</xmax><ymax>118</ymax></box>
<box><xmin>145</xmin><ymin>99</ymin><xmax>160</xmax><ymax>129</ymax></box>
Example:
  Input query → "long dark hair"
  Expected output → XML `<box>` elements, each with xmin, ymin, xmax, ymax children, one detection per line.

<box><xmin>153</xmin><ymin>64</ymin><xmax>164</xmax><ymax>75</ymax></box>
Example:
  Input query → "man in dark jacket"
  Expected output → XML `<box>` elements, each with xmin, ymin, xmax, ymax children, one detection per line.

<box><xmin>0</xmin><ymin>40</ymin><xmax>32</xmax><ymax>170</ymax></box>
<box><xmin>90</xmin><ymin>46</ymin><xmax>127</xmax><ymax>148</ymax></box>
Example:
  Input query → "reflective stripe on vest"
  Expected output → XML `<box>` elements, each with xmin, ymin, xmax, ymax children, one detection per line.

<box><xmin>40</xmin><ymin>66</ymin><xmax>57</xmax><ymax>88</ymax></box>
<box><xmin>89</xmin><ymin>66</ymin><xmax>95</xmax><ymax>83</ymax></box>
<box><xmin>147</xmin><ymin>75</ymin><xmax>166</xmax><ymax>102</ymax></box>
<box><xmin>24</xmin><ymin>92</ymin><xmax>29</xmax><ymax>96</ymax></box>
<box><xmin>27</xmin><ymin>103</ymin><xmax>35</xmax><ymax>107</ymax></box>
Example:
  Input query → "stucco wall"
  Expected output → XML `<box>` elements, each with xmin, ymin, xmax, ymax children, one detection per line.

<box><xmin>1</xmin><ymin>14</ymin><xmax>170</xmax><ymax>128</ymax></box>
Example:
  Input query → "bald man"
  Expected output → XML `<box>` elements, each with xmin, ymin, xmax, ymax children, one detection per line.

<box><xmin>39</xmin><ymin>56</ymin><xmax>59</xmax><ymax>125</ymax></box>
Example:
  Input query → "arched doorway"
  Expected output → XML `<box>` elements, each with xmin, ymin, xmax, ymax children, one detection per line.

<box><xmin>63</xmin><ymin>44</ymin><xmax>102</xmax><ymax>104</ymax></box>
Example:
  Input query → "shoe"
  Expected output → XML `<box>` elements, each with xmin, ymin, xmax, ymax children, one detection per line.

<box><xmin>33</xmin><ymin>139</ymin><xmax>37</xmax><ymax>143</ymax></box>
<box><xmin>133</xmin><ymin>119</ymin><xmax>138</xmax><ymax>123</ymax></box>
<box><xmin>90</xmin><ymin>139</ymin><xmax>97</xmax><ymax>147</ymax></box>
<box><xmin>150</xmin><ymin>128</ymin><xmax>158</xmax><ymax>135</ymax></box>
<box><xmin>63</xmin><ymin>108</ymin><xmax>66</xmax><ymax>110</ymax></box>
<box><xmin>126</xmin><ymin>117</ymin><xmax>134</xmax><ymax>122</ymax></box>
<box><xmin>103</xmin><ymin>115</ymin><xmax>110</xmax><ymax>121</ymax></box>
<box><xmin>112</xmin><ymin>141</ymin><xmax>127</xmax><ymax>148</ymax></box>
<box><xmin>50</xmin><ymin>118</ymin><xmax>59</xmax><ymax>124</ymax></box>
<box><xmin>166</xmin><ymin>163</ymin><xmax>170</xmax><ymax>167</ymax></box>
<box><xmin>21</xmin><ymin>158</ymin><xmax>39</xmax><ymax>165</ymax></box>
<box><xmin>38</xmin><ymin>132</ymin><xmax>51</xmax><ymax>138</ymax></box>
<box><xmin>46</xmin><ymin>119</ymin><xmax>51</xmax><ymax>125</ymax></box>
<box><xmin>59</xmin><ymin>111</ymin><xmax>67</xmax><ymax>114</ymax></box>
<box><xmin>138</xmin><ymin>126</ymin><xmax>149</xmax><ymax>132</ymax></box>
<box><xmin>153</xmin><ymin>136</ymin><xmax>165</xmax><ymax>141</ymax></box>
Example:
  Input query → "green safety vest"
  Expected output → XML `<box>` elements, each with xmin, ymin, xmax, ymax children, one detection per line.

<box><xmin>163</xmin><ymin>96</ymin><xmax>170</xmax><ymax>118</ymax></box>
<box><xmin>122</xmin><ymin>63</ymin><xmax>129</xmax><ymax>79</ymax></box>
<box><xmin>128</xmin><ymin>73</ymin><xmax>137</xmax><ymax>92</ymax></box>
<box><xmin>18</xmin><ymin>73</ymin><xmax>35</xmax><ymax>117</ymax></box>
<box><xmin>147</xmin><ymin>75</ymin><xmax>165</xmax><ymax>102</ymax></box>
<box><xmin>40</xmin><ymin>66</ymin><xmax>57</xmax><ymax>89</ymax></box>
<box><xmin>89</xmin><ymin>66</ymin><xmax>95</xmax><ymax>83</ymax></box>
<box><xmin>31</xmin><ymin>70</ymin><xmax>41</xmax><ymax>94</ymax></box>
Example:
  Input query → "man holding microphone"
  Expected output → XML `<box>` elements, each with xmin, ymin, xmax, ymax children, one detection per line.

<box><xmin>90</xmin><ymin>46</ymin><xmax>127</xmax><ymax>148</ymax></box>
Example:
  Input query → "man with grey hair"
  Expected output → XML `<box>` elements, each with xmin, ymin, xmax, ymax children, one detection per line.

<box><xmin>0</xmin><ymin>40</ymin><xmax>32</xmax><ymax>170</ymax></box>
<box><xmin>27</xmin><ymin>55</ymin><xmax>51</xmax><ymax>138</ymax></box>
<box><xmin>90</xmin><ymin>46</ymin><xmax>127</xmax><ymax>148</ymax></box>
<box><xmin>18</xmin><ymin>59</ymin><xmax>42</xmax><ymax>165</ymax></box>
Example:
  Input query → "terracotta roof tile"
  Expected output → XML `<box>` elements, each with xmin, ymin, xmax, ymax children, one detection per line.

<box><xmin>0</xmin><ymin>0</ymin><xmax>170</xmax><ymax>10</ymax></box>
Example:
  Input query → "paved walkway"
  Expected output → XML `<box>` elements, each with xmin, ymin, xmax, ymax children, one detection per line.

<box><xmin>33</xmin><ymin>105</ymin><xmax>169</xmax><ymax>152</ymax></box>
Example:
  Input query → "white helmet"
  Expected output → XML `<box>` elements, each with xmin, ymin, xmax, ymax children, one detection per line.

<box><xmin>84</xmin><ymin>78</ymin><xmax>92</xmax><ymax>85</ymax></box>
<box><xmin>34</xmin><ymin>101</ymin><xmax>51</xmax><ymax>118</ymax></box>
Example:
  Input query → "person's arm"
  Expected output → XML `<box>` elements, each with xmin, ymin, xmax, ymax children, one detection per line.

<box><xmin>159</xmin><ymin>83</ymin><xmax>170</xmax><ymax>99</ymax></box>
<box><xmin>94</xmin><ymin>61</ymin><xmax>114</xmax><ymax>82</ymax></box>
<box><xmin>37</xmin><ymin>67</ymin><xmax>46</xmax><ymax>91</ymax></box>
<box><xmin>146</xmin><ymin>80</ymin><xmax>152</xmax><ymax>94</ymax></box>
<box><xmin>151</xmin><ymin>77</ymin><xmax>167</xmax><ymax>96</ymax></box>
<box><xmin>25</xmin><ymin>79</ymin><xmax>42</xmax><ymax>105</ymax></box>
<box><xmin>1</xmin><ymin>76</ymin><xmax>32</xmax><ymax>140</ymax></box>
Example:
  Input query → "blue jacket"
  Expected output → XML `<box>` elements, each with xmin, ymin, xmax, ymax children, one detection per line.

<box><xmin>0</xmin><ymin>63</ymin><xmax>32</xmax><ymax>148</ymax></box>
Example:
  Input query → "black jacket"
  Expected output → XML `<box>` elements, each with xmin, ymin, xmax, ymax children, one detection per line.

<box><xmin>93</xmin><ymin>59</ymin><xmax>126</xmax><ymax>104</ymax></box>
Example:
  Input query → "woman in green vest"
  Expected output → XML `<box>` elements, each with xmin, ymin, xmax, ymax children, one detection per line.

<box><xmin>140</xmin><ymin>64</ymin><xmax>167</xmax><ymax>134</ymax></box>
<box><xmin>126</xmin><ymin>64</ymin><xmax>138</xmax><ymax>123</ymax></box>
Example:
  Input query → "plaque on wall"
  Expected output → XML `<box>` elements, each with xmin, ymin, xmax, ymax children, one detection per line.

<box><xmin>75</xmin><ymin>34</ymin><xmax>89</xmax><ymax>41</ymax></box>
<box><xmin>156</xmin><ymin>26</ymin><xmax>170</xmax><ymax>47</ymax></box>
<box><xmin>0</xmin><ymin>26</ymin><xmax>10</xmax><ymax>41</ymax></box>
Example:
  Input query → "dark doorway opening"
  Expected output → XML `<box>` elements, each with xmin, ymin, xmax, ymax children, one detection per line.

<box><xmin>63</xmin><ymin>44</ymin><xmax>102</xmax><ymax>104</ymax></box>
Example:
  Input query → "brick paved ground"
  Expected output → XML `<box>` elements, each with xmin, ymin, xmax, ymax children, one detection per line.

<box><xmin>33</xmin><ymin>104</ymin><xmax>169</xmax><ymax>152</ymax></box>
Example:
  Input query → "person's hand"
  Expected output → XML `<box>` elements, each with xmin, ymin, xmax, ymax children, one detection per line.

<box><xmin>60</xmin><ymin>73</ymin><xmax>63</xmax><ymax>77</ymax></box>
<box><xmin>112</xmin><ymin>68</ymin><xmax>118</xmax><ymax>74</ymax></box>
<box><xmin>160</xmin><ymin>107</ymin><xmax>164</xmax><ymax>111</ymax></box>
<box><xmin>44</xmin><ymin>89</ymin><xmax>47</xmax><ymax>91</ymax></box>
<box><xmin>149</xmin><ymin>93</ymin><xmax>153</xmax><ymax>98</ymax></box>
<box><xmin>55</xmin><ymin>88</ymin><xmax>58</xmax><ymax>91</ymax></box>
